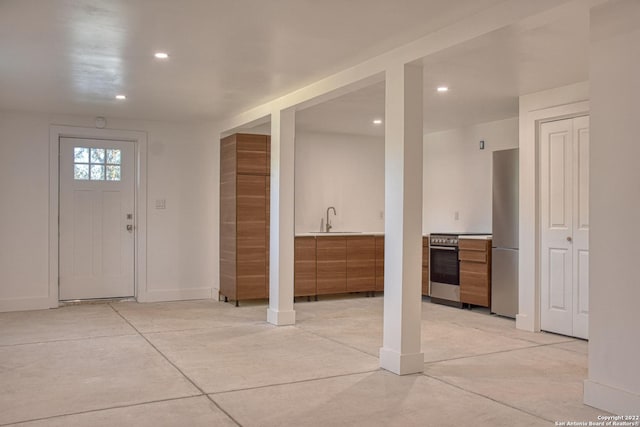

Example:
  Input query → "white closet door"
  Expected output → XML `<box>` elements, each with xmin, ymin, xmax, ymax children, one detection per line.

<box><xmin>572</xmin><ymin>116</ymin><xmax>590</xmax><ymax>339</ymax></box>
<box><xmin>59</xmin><ymin>138</ymin><xmax>135</xmax><ymax>300</ymax></box>
<box><xmin>540</xmin><ymin>116</ymin><xmax>589</xmax><ymax>339</ymax></box>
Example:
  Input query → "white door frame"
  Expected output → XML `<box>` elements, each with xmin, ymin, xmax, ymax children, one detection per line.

<box><xmin>49</xmin><ymin>125</ymin><xmax>148</xmax><ymax>307</ymax></box>
<box><xmin>517</xmin><ymin>88</ymin><xmax>589</xmax><ymax>333</ymax></box>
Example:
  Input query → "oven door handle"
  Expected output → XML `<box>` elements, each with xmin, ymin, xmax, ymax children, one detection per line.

<box><xmin>430</xmin><ymin>246</ymin><xmax>457</xmax><ymax>251</ymax></box>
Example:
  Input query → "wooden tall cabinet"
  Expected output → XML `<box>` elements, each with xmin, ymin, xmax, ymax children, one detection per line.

<box><xmin>220</xmin><ymin>133</ymin><xmax>270</xmax><ymax>305</ymax></box>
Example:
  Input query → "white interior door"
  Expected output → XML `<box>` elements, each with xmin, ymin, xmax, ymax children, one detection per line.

<box><xmin>59</xmin><ymin>137</ymin><xmax>135</xmax><ymax>300</ymax></box>
<box><xmin>540</xmin><ymin>116</ymin><xmax>589</xmax><ymax>339</ymax></box>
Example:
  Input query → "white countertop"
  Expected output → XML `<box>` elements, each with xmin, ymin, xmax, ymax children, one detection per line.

<box><xmin>458</xmin><ymin>235</ymin><xmax>492</xmax><ymax>240</ymax></box>
<box><xmin>296</xmin><ymin>232</ymin><xmax>384</xmax><ymax>237</ymax></box>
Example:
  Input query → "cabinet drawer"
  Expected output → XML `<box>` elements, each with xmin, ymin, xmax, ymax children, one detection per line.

<box><xmin>459</xmin><ymin>261</ymin><xmax>486</xmax><ymax>274</ymax></box>
<box><xmin>459</xmin><ymin>250</ymin><xmax>487</xmax><ymax>263</ymax></box>
<box><xmin>460</xmin><ymin>271</ymin><xmax>489</xmax><ymax>287</ymax></box>
<box><xmin>459</xmin><ymin>239</ymin><xmax>489</xmax><ymax>251</ymax></box>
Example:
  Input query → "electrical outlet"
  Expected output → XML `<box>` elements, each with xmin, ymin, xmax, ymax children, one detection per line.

<box><xmin>454</xmin><ymin>211</ymin><xmax>460</xmax><ymax>221</ymax></box>
<box><xmin>379</xmin><ymin>211</ymin><xmax>384</xmax><ymax>220</ymax></box>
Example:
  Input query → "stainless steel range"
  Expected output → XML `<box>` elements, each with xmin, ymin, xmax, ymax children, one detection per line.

<box><xmin>429</xmin><ymin>233</ymin><xmax>488</xmax><ymax>307</ymax></box>
<box><xmin>429</xmin><ymin>234</ymin><xmax>461</xmax><ymax>307</ymax></box>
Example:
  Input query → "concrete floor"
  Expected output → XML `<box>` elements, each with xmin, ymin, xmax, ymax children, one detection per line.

<box><xmin>0</xmin><ymin>296</ymin><xmax>608</xmax><ymax>426</ymax></box>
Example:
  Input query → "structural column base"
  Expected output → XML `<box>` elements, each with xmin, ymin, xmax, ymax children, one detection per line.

<box><xmin>584</xmin><ymin>379</ymin><xmax>640</xmax><ymax>415</ymax></box>
<box><xmin>379</xmin><ymin>347</ymin><xmax>424</xmax><ymax>375</ymax></box>
<box><xmin>267</xmin><ymin>308</ymin><xmax>296</xmax><ymax>326</ymax></box>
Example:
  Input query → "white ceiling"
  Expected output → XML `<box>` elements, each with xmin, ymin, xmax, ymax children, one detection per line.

<box><xmin>295</xmin><ymin>3</ymin><xmax>590</xmax><ymax>137</ymax></box>
<box><xmin>0</xmin><ymin>0</ymin><xmax>508</xmax><ymax>123</ymax></box>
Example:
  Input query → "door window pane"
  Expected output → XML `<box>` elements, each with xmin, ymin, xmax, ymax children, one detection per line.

<box><xmin>90</xmin><ymin>148</ymin><xmax>105</xmax><ymax>163</ymax></box>
<box><xmin>74</xmin><ymin>164</ymin><xmax>89</xmax><ymax>180</ymax></box>
<box><xmin>106</xmin><ymin>149</ymin><xmax>121</xmax><ymax>165</ymax></box>
<box><xmin>90</xmin><ymin>164</ymin><xmax>105</xmax><ymax>180</ymax></box>
<box><xmin>74</xmin><ymin>146</ymin><xmax>121</xmax><ymax>181</ymax></box>
<box><xmin>74</xmin><ymin>147</ymin><xmax>89</xmax><ymax>163</ymax></box>
<box><xmin>106</xmin><ymin>165</ymin><xmax>121</xmax><ymax>181</ymax></box>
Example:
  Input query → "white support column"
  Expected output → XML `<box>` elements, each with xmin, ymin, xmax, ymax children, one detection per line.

<box><xmin>379</xmin><ymin>63</ymin><xmax>424</xmax><ymax>375</ymax></box>
<box><xmin>267</xmin><ymin>108</ymin><xmax>296</xmax><ymax>326</ymax></box>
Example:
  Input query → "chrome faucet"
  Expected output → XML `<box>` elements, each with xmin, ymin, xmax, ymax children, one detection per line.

<box><xmin>326</xmin><ymin>206</ymin><xmax>336</xmax><ymax>232</ymax></box>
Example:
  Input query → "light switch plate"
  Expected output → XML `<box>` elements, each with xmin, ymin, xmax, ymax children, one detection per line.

<box><xmin>155</xmin><ymin>199</ymin><xmax>166</xmax><ymax>209</ymax></box>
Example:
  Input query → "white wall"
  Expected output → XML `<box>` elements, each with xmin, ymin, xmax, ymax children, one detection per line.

<box><xmin>294</xmin><ymin>132</ymin><xmax>385</xmax><ymax>233</ymax></box>
<box><xmin>422</xmin><ymin>117</ymin><xmax>518</xmax><ymax>234</ymax></box>
<box><xmin>0</xmin><ymin>110</ymin><xmax>218</xmax><ymax>311</ymax></box>
<box><xmin>0</xmin><ymin>112</ymin><xmax>51</xmax><ymax>311</ymax></box>
<box><xmin>584</xmin><ymin>0</ymin><xmax>640</xmax><ymax>414</ymax></box>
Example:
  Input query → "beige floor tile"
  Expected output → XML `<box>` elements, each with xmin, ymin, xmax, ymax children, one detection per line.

<box><xmin>212</xmin><ymin>370</ymin><xmax>550</xmax><ymax>427</ymax></box>
<box><xmin>296</xmin><ymin>315</ymin><xmax>382</xmax><ymax>357</ymax></box>
<box><xmin>0</xmin><ymin>304</ymin><xmax>136</xmax><ymax>347</ymax></box>
<box><xmin>9</xmin><ymin>396</ymin><xmax>236</xmax><ymax>427</ymax></box>
<box><xmin>0</xmin><ymin>335</ymin><xmax>200</xmax><ymax>425</ymax></box>
<box><xmin>424</xmin><ymin>345</ymin><xmax>608</xmax><ymax>422</ymax></box>
<box><xmin>421</xmin><ymin>319</ymin><xmax>537</xmax><ymax>362</ymax></box>
<box><xmin>112</xmin><ymin>299</ymin><xmax>266</xmax><ymax>333</ymax></box>
<box><xmin>146</xmin><ymin>323</ymin><xmax>379</xmax><ymax>393</ymax></box>
<box><xmin>422</xmin><ymin>301</ymin><xmax>573</xmax><ymax>345</ymax></box>
<box><xmin>549</xmin><ymin>339</ymin><xmax>589</xmax><ymax>355</ymax></box>
<box><xmin>294</xmin><ymin>295</ymin><xmax>383</xmax><ymax>322</ymax></box>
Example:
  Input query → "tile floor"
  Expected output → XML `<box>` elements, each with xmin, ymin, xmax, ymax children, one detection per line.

<box><xmin>0</xmin><ymin>296</ymin><xmax>608</xmax><ymax>426</ymax></box>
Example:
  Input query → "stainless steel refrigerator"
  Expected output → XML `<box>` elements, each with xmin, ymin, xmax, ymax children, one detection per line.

<box><xmin>491</xmin><ymin>148</ymin><xmax>519</xmax><ymax>318</ymax></box>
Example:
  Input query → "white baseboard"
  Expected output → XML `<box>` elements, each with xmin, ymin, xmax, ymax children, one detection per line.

<box><xmin>138</xmin><ymin>287</ymin><xmax>213</xmax><ymax>303</ymax></box>
<box><xmin>584</xmin><ymin>379</ymin><xmax>640</xmax><ymax>414</ymax></box>
<box><xmin>0</xmin><ymin>296</ymin><xmax>52</xmax><ymax>313</ymax></box>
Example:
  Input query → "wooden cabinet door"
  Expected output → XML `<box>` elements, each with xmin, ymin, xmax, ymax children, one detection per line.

<box><xmin>316</xmin><ymin>236</ymin><xmax>346</xmax><ymax>295</ymax></box>
<box><xmin>422</xmin><ymin>237</ymin><xmax>430</xmax><ymax>296</ymax></box>
<box><xmin>375</xmin><ymin>236</ymin><xmax>384</xmax><ymax>291</ymax></box>
<box><xmin>295</xmin><ymin>237</ymin><xmax>317</xmax><ymax>296</ymax></box>
<box><xmin>236</xmin><ymin>134</ymin><xmax>268</xmax><ymax>175</ymax></box>
<box><xmin>460</xmin><ymin>261</ymin><xmax>490</xmax><ymax>306</ymax></box>
<box><xmin>236</xmin><ymin>174</ymin><xmax>267</xmax><ymax>299</ymax></box>
<box><xmin>458</xmin><ymin>239</ymin><xmax>491</xmax><ymax>307</ymax></box>
<box><xmin>265</xmin><ymin>175</ymin><xmax>270</xmax><ymax>289</ymax></box>
<box><xmin>346</xmin><ymin>236</ymin><xmax>376</xmax><ymax>292</ymax></box>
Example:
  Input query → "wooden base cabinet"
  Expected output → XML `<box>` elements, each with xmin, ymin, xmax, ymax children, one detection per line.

<box><xmin>219</xmin><ymin>134</ymin><xmax>270</xmax><ymax>304</ymax></box>
<box><xmin>458</xmin><ymin>239</ymin><xmax>492</xmax><ymax>307</ymax></box>
<box><xmin>294</xmin><ymin>237</ymin><xmax>316</xmax><ymax>297</ymax></box>
<box><xmin>295</xmin><ymin>235</ymin><xmax>380</xmax><ymax>297</ymax></box>
<box><xmin>316</xmin><ymin>236</ymin><xmax>347</xmax><ymax>295</ymax></box>
<box><xmin>346</xmin><ymin>236</ymin><xmax>376</xmax><ymax>292</ymax></box>
<box><xmin>375</xmin><ymin>236</ymin><xmax>384</xmax><ymax>291</ymax></box>
<box><xmin>422</xmin><ymin>236</ymin><xmax>430</xmax><ymax>296</ymax></box>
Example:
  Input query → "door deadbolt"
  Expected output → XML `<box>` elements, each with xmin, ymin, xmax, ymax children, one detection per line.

<box><xmin>566</xmin><ymin>236</ymin><xmax>572</xmax><ymax>242</ymax></box>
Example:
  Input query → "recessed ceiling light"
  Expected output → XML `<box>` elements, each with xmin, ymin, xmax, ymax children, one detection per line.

<box><xmin>115</xmin><ymin>94</ymin><xmax>126</xmax><ymax>100</ymax></box>
<box><xmin>437</xmin><ymin>86</ymin><xmax>449</xmax><ymax>93</ymax></box>
<box><xmin>154</xmin><ymin>52</ymin><xmax>169</xmax><ymax>59</ymax></box>
<box><xmin>372</xmin><ymin>119</ymin><xmax>383</xmax><ymax>125</ymax></box>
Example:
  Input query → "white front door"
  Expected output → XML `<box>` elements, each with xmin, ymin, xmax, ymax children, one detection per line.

<box><xmin>59</xmin><ymin>137</ymin><xmax>135</xmax><ymax>300</ymax></box>
<box><xmin>540</xmin><ymin>116</ymin><xmax>589</xmax><ymax>339</ymax></box>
